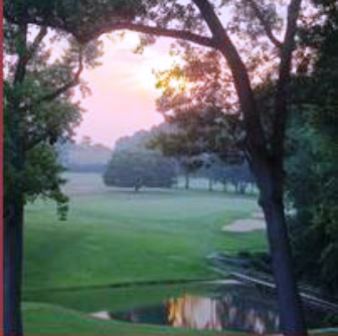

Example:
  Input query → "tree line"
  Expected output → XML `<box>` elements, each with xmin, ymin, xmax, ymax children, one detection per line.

<box><xmin>103</xmin><ymin>126</ymin><xmax>256</xmax><ymax>193</ymax></box>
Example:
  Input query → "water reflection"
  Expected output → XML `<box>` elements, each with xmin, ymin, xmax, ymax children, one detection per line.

<box><xmin>91</xmin><ymin>284</ymin><xmax>332</xmax><ymax>334</ymax></box>
<box><xmin>168</xmin><ymin>295</ymin><xmax>223</xmax><ymax>331</ymax></box>
<box><xmin>166</xmin><ymin>291</ymin><xmax>279</xmax><ymax>334</ymax></box>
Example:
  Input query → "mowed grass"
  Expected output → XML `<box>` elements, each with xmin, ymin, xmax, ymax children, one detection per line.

<box><xmin>24</xmin><ymin>302</ymin><xmax>243</xmax><ymax>336</ymax></box>
<box><xmin>23</xmin><ymin>173</ymin><xmax>266</xmax><ymax>335</ymax></box>
<box><xmin>24</xmin><ymin>302</ymin><xmax>338</xmax><ymax>336</ymax></box>
<box><xmin>24</xmin><ymin>173</ymin><xmax>265</xmax><ymax>291</ymax></box>
<box><xmin>24</xmin><ymin>281</ymin><xmax>219</xmax><ymax>313</ymax></box>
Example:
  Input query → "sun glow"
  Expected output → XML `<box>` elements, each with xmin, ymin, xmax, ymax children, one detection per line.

<box><xmin>136</xmin><ymin>51</ymin><xmax>178</xmax><ymax>92</ymax></box>
<box><xmin>102</xmin><ymin>31</ymin><xmax>184</xmax><ymax>93</ymax></box>
<box><xmin>168</xmin><ymin>77</ymin><xmax>188</xmax><ymax>91</ymax></box>
<box><xmin>75</xmin><ymin>31</ymin><xmax>185</xmax><ymax>146</ymax></box>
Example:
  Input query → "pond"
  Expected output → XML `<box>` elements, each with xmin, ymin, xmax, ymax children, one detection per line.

<box><xmin>89</xmin><ymin>281</ymin><xmax>336</xmax><ymax>334</ymax></box>
<box><xmin>24</xmin><ymin>279</ymin><xmax>337</xmax><ymax>334</ymax></box>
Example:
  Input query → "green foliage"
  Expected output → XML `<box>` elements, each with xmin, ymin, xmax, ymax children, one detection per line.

<box><xmin>151</xmin><ymin>107</ymin><xmax>244</xmax><ymax>184</ymax></box>
<box><xmin>24</xmin><ymin>144</ymin><xmax>69</xmax><ymax>219</ymax></box>
<box><xmin>286</xmin><ymin>110</ymin><xmax>338</xmax><ymax>295</ymax></box>
<box><xmin>286</xmin><ymin>102</ymin><xmax>338</xmax><ymax>294</ymax></box>
<box><xmin>103</xmin><ymin>128</ymin><xmax>179</xmax><ymax>190</ymax></box>
<box><xmin>285</xmin><ymin>0</ymin><xmax>338</xmax><ymax>296</ymax></box>
<box><xmin>4</xmin><ymin>78</ymin><xmax>80</xmax><ymax>218</ymax></box>
<box><xmin>3</xmin><ymin>21</ymin><xmax>96</xmax><ymax>218</ymax></box>
<box><xmin>153</xmin><ymin>47</ymin><xmax>245</xmax><ymax>172</ymax></box>
<box><xmin>104</xmin><ymin>150</ymin><xmax>176</xmax><ymax>190</ymax></box>
<box><xmin>5</xmin><ymin>0</ymin><xmax>141</xmax><ymax>43</ymax></box>
<box><xmin>156</xmin><ymin>50</ymin><xmax>236</xmax><ymax>115</ymax></box>
<box><xmin>212</xmin><ymin>161</ymin><xmax>255</xmax><ymax>194</ymax></box>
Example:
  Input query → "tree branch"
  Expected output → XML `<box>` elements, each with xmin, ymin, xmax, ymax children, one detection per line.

<box><xmin>246</xmin><ymin>0</ymin><xmax>282</xmax><ymax>49</ymax></box>
<box><xmin>5</xmin><ymin>10</ymin><xmax>215</xmax><ymax>49</ymax></box>
<box><xmin>13</xmin><ymin>25</ymin><xmax>47</xmax><ymax>85</ymax></box>
<box><xmin>272</xmin><ymin>0</ymin><xmax>303</xmax><ymax>155</ymax></box>
<box><xmin>25</xmin><ymin>130</ymin><xmax>48</xmax><ymax>151</ymax></box>
<box><xmin>192</xmin><ymin>0</ymin><xmax>268</xmax><ymax>156</ymax></box>
<box><xmin>27</xmin><ymin>26</ymin><xmax>48</xmax><ymax>61</ymax></box>
<box><xmin>78</xmin><ymin>21</ymin><xmax>216</xmax><ymax>49</ymax></box>
<box><xmin>13</xmin><ymin>23</ymin><xmax>28</xmax><ymax>85</ymax></box>
<box><xmin>33</xmin><ymin>49</ymin><xmax>84</xmax><ymax>105</ymax></box>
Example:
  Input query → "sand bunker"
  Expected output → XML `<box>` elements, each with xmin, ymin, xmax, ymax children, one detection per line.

<box><xmin>223</xmin><ymin>212</ymin><xmax>265</xmax><ymax>232</ymax></box>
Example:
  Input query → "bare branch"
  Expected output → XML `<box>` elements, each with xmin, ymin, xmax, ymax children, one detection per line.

<box><xmin>246</xmin><ymin>0</ymin><xmax>282</xmax><ymax>49</ymax></box>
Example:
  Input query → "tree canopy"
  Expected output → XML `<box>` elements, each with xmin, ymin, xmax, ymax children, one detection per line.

<box><xmin>285</xmin><ymin>0</ymin><xmax>338</xmax><ymax>298</ymax></box>
<box><xmin>104</xmin><ymin>130</ymin><xmax>177</xmax><ymax>191</ymax></box>
<box><xmin>3</xmin><ymin>18</ymin><xmax>102</xmax><ymax>336</ymax></box>
<box><xmin>104</xmin><ymin>150</ymin><xmax>177</xmax><ymax>191</ymax></box>
<box><xmin>4</xmin><ymin>23</ymin><xmax>90</xmax><ymax>217</ymax></box>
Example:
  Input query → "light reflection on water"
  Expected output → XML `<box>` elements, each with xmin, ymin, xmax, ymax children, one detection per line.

<box><xmin>90</xmin><ymin>284</ymin><xmax>334</xmax><ymax>334</ymax></box>
<box><xmin>91</xmin><ymin>284</ymin><xmax>283</xmax><ymax>334</ymax></box>
<box><xmin>166</xmin><ymin>294</ymin><xmax>279</xmax><ymax>334</ymax></box>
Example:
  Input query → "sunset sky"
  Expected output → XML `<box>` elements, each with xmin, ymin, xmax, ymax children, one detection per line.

<box><xmin>74</xmin><ymin>33</ymin><xmax>176</xmax><ymax>148</ymax></box>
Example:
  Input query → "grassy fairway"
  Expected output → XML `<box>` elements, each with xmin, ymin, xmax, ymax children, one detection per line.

<box><xmin>23</xmin><ymin>173</ymin><xmax>266</xmax><ymax>334</ymax></box>
<box><xmin>24</xmin><ymin>173</ymin><xmax>264</xmax><ymax>290</ymax></box>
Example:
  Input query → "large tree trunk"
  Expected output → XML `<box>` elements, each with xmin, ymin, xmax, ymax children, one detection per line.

<box><xmin>5</xmin><ymin>91</ymin><xmax>26</xmax><ymax>335</ymax></box>
<box><xmin>4</xmin><ymin>196</ymin><xmax>24</xmax><ymax>336</ymax></box>
<box><xmin>254</xmin><ymin>158</ymin><xmax>307</xmax><ymax>335</ymax></box>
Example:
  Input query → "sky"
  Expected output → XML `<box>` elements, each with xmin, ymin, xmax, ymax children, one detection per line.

<box><xmin>73</xmin><ymin>33</ymin><xmax>176</xmax><ymax>149</ymax></box>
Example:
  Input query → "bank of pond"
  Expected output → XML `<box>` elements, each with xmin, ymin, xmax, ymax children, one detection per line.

<box><xmin>24</xmin><ymin>277</ymin><xmax>338</xmax><ymax>334</ymax></box>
